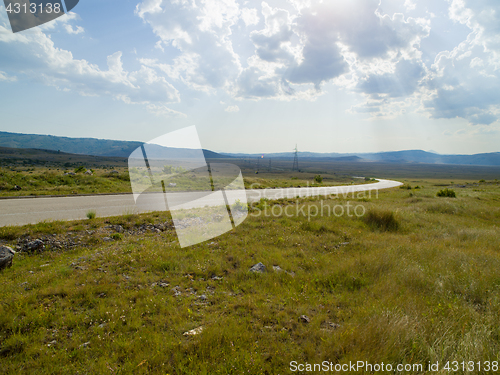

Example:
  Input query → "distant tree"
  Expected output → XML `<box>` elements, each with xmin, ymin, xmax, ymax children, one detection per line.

<box><xmin>314</xmin><ymin>175</ymin><xmax>323</xmax><ymax>183</ymax></box>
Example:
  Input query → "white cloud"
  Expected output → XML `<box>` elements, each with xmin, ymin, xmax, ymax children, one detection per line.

<box><xmin>224</xmin><ymin>105</ymin><xmax>239</xmax><ymax>112</ymax></box>
<box><xmin>0</xmin><ymin>11</ymin><xmax>182</xmax><ymax>117</ymax></box>
<box><xmin>64</xmin><ymin>24</ymin><xmax>84</xmax><ymax>34</ymax></box>
<box><xmin>0</xmin><ymin>71</ymin><xmax>16</xmax><ymax>82</ymax></box>
<box><xmin>241</xmin><ymin>8</ymin><xmax>260</xmax><ymax>26</ymax></box>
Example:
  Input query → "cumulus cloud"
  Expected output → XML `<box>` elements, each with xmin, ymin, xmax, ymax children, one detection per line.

<box><xmin>64</xmin><ymin>24</ymin><xmax>84</xmax><ymax>34</ymax></box>
<box><xmin>0</xmin><ymin>11</ymin><xmax>182</xmax><ymax>117</ymax></box>
<box><xmin>419</xmin><ymin>0</ymin><xmax>500</xmax><ymax>125</ymax></box>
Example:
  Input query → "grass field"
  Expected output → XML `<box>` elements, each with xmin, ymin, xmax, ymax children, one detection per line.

<box><xmin>1</xmin><ymin>178</ymin><xmax>499</xmax><ymax>374</ymax></box>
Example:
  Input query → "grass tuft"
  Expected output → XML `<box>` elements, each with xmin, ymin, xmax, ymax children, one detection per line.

<box><xmin>363</xmin><ymin>209</ymin><xmax>399</xmax><ymax>231</ymax></box>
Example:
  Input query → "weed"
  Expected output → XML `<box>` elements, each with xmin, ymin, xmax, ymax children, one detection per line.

<box><xmin>86</xmin><ymin>210</ymin><xmax>96</xmax><ymax>220</ymax></box>
<box><xmin>436</xmin><ymin>188</ymin><xmax>456</xmax><ymax>198</ymax></box>
<box><xmin>363</xmin><ymin>209</ymin><xmax>399</xmax><ymax>231</ymax></box>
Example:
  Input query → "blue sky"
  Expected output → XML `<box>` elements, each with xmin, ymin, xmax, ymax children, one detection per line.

<box><xmin>0</xmin><ymin>0</ymin><xmax>499</xmax><ymax>154</ymax></box>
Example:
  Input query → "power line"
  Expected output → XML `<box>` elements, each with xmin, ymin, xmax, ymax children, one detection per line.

<box><xmin>292</xmin><ymin>144</ymin><xmax>299</xmax><ymax>171</ymax></box>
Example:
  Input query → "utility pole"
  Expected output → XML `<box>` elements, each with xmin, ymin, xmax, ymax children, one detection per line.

<box><xmin>292</xmin><ymin>144</ymin><xmax>299</xmax><ymax>171</ymax></box>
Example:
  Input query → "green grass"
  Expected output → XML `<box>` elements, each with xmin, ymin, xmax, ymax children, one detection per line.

<box><xmin>0</xmin><ymin>167</ymin><xmax>131</xmax><ymax>197</ymax></box>
<box><xmin>0</xmin><ymin>180</ymin><xmax>499</xmax><ymax>373</ymax></box>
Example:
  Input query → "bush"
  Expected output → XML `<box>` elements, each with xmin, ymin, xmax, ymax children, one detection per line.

<box><xmin>110</xmin><ymin>233</ymin><xmax>123</xmax><ymax>241</ymax></box>
<box><xmin>314</xmin><ymin>175</ymin><xmax>323</xmax><ymax>183</ymax></box>
<box><xmin>436</xmin><ymin>188</ymin><xmax>456</xmax><ymax>198</ymax></box>
<box><xmin>86</xmin><ymin>210</ymin><xmax>96</xmax><ymax>220</ymax></box>
<box><xmin>399</xmin><ymin>183</ymin><xmax>412</xmax><ymax>190</ymax></box>
<box><xmin>74</xmin><ymin>166</ymin><xmax>86</xmax><ymax>173</ymax></box>
<box><xmin>363</xmin><ymin>209</ymin><xmax>399</xmax><ymax>232</ymax></box>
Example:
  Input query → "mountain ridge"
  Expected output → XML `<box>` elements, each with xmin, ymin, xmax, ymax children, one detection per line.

<box><xmin>0</xmin><ymin>131</ymin><xmax>499</xmax><ymax>166</ymax></box>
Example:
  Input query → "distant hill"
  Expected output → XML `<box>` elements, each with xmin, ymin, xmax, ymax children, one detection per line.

<box><xmin>222</xmin><ymin>149</ymin><xmax>500</xmax><ymax>166</ymax></box>
<box><xmin>1</xmin><ymin>131</ymin><xmax>498</xmax><ymax>166</ymax></box>
<box><xmin>0</xmin><ymin>131</ymin><xmax>227</xmax><ymax>160</ymax></box>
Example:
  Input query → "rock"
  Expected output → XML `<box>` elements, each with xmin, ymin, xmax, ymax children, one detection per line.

<box><xmin>321</xmin><ymin>321</ymin><xmax>341</xmax><ymax>330</ymax></box>
<box><xmin>0</xmin><ymin>246</ymin><xmax>15</xmax><ymax>271</ymax></box>
<box><xmin>80</xmin><ymin>342</ymin><xmax>91</xmax><ymax>348</ymax></box>
<box><xmin>199</xmin><ymin>294</ymin><xmax>207</xmax><ymax>301</ymax></box>
<box><xmin>47</xmin><ymin>340</ymin><xmax>57</xmax><ymax>347</ymax></box>
<box><xmin>13</xmin><ymin>185</ymin><xmax>22</xmax><ymax>191</ymax></box>
<box><xmin>84</xmin><ymin>170</ymin><xmax>93</xmax><ymax>175</ymax></box>
<box><xmin>63</xmin><ymin>172</ymin><xmax>76</xmax><ymax>176</ymax></box>
<box><xmin>299</xmin><ymin>315</ymin><xmax>310</xmax><ymax>323</ymax></box>
<box><xmin>102</xmin><ymin>237</ymin><xmax>113</xmax><ymax>242</ymax></box>
<box><xmin>110</xmin><ymin>170</ymin><xmax>119</xmax><ymax>174</ymax></box>
<box><xmin>183</xmin><ymin>326</ymin><xmax>203</xmax><ymax>336</ymax></box>
<box><xmin>168</xmin><ymin>183</ymin><xmax>177</xmax><ymax>187</ymax></box>
<box><xmin>25</xmin><ymin>239</ymin><xmax>45</xmax><ymax>253</ymax></box>
<box><xmin>249</xmin><ymin>262</ymin><xmax>266</xmax><ymax>273</ymax></box>
<box><xmin>114</xmin><ymin>225</ymin><xmax>124</xmax><ymax>233</ymax></box>
<box><xmin>272</xmin><ymin>265</ymin><xmax>283</xmax><ymax>272</ymax></box>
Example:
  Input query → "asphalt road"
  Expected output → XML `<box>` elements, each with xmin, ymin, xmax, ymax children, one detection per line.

<box><xmin>0</xmin><ymin>179</ymin><xmax>402</xmax><ymax>227</ymax></box>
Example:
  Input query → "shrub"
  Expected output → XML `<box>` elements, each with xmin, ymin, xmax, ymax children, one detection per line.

<box><xmin>86</xmin><ymin>210</ymin><xmax>96</xmax><ymax>220</ymax></box>
<box><xmin>436</xmin><ymin>188</ymin><xmax>456</xmax><ymax>198</ymax></box>
<box><xmin>231</xmin><ymin>199</ymin><xmax>247</xmax><ymax>212</ymax></box>
<box><xmin>479</xmin><ymin>179</ymin><xmax>486</xmax><ymax>183</ymax></box>
<box><xmin>314</xmin><ymin>175</ymin><xmax>323</xmax><ymax>183</ymax></box>
<box><xmin>399</xmin><ymin>183</ymin><xmax>412</xmax><ymax>190</ymax></box>
<box><xmin>363</xmin><ymin>209</ymin><xmax>399</xmax><ymax>232</ymax></box>
<box><xmin>74</xmin><ymin>166</ymin><xmax>86</xmax><ymax>173</ymax></box>
<box><xmin>110</xmin><ymin>233</ymin><xmax>123</xmax><ymax>241</ymax></box>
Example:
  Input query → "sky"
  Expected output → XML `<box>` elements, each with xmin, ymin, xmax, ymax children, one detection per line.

<box><xmin>0</xmin><ymin>0</ymin><xmax>499</xmax><ymax>154</ymax></box>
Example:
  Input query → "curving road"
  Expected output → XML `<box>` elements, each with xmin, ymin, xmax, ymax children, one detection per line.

<box><xmin>0</xmin><ymin>179</ymin><xmax>402</xmax><ymax>227</ymax></box>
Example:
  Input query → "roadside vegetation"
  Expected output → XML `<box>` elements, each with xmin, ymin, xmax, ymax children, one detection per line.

<box><xmin>0</xmin><ymin>179</ymin><xmax>499</xmax><ymax>373</ymax></box>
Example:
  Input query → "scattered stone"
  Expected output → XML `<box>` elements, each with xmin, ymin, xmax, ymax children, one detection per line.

<box><xmin>158</xmin><ymin>281</ymin><xmax>169</xmax><ymax>288</ymax></box>
<box><xmin>299</xmin><ymin>315</ymin><xmax>310</xmax><ymax>323</ymax></box>
<box><xmin>249</xmin><ymin>262</ymin><xmax>266</xmax><ymax>273</ymax></box>
<box><xmin>183</xmin><ymin>326</ymin><xmax>203</xmax><ymax>336</ymax></box>
<box><xmin>0</xmin><ymin>246</ymin><xmax>15</xmax><ymax>271</ymax></box>
<box><xmin>63</xmin><ymin>172</ymin><xmax>76</xmax><ymax>176</ymax></box>
<box><xmin>199</xmin><ymin>294</ymin><xmax>207</xmax><ymax>301</ymax></box>
<box><xmin>47</xmin><ymin>340</ymin><xmax>57</xmax><ymax>347</ymax></box>
<box><xmin>80</xmin><ymin>342</ymin><xmax>91</xmax><ymax>348</ymax></box>
<box><xmin>74</xmin><ymin>266</ymin><xmax>87</xmax><ymax>271</ymax></box>
<box><xmin>84</xmin><ymin>170</ymin><xmax>93</xmax><ymax>175</ymax></box>
<box><xmin>110</xmin><ymin>170</ymin><xmax>119</xmax><ymax>174</ymax></box>
<box><xmin>24</xmin><ymin>239</ymin><xmax>45</xmax><ymax>253</ymax></box>
<box><xmin>102</xmin><ymin>237</ymin><xmax>113</xmax><ymax>242</ymax></box>
<box><xmin>211</xmin><ymin>275</ymin><xmax>223</xmax><ymax>280</ymax></box>
<box><xmin>168</xmin><ymin>183</ymin><xmax>177</xmax><ymax>187</ymax></box>
<box><xmin>98</xmin><ymin>323</ymin><xmax>107</xmax><ymax>329</ymax></box>
<box><xmin>13</xmin><ymin>185</ymin><xmax>22</xmax><ymax>191</ymax></box>
<box><xmin>321</xmin><ymin>321</ymin><xmax>341</xmax><ymax>330</ymax></box>
<box><xmin>272</xmin><ymin>265</ymin><xmax>283</xmax><ymax>272</ymax></box>
<box><xmin>172</xmin><ymin>286</ymin><xmax>182</xmax><ymax>296</ymax></box>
